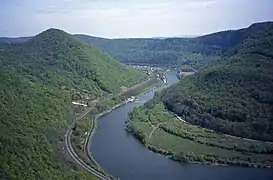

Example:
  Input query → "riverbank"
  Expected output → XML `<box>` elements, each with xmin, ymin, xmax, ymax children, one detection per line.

<box><xmin>126</xmin><ymin>103</ymin><xmax>273</xmax><ymax>168</ymax></box>
<box><xmin>69</xmin><ymin>71</ymin><xmax>165</xmax><ymax>178</ymax></box>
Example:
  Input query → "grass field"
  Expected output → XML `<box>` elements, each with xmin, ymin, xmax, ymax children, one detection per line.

<box><xmin>127</xmin><ymin>103</ymin><xmax>273</xmax><ymax>167</ymax></box>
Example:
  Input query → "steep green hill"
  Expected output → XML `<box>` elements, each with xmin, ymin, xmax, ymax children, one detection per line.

<box><xmin>159</xmin><ymin>22</ymin><xmax>273</xmax><ymax>141</ymax></box>
<box><xmin>0</xmin><ymin>29</ymin><xmax>145</xmax><ymax>179</ymax></box>
<box><xmin>1</xmin><ymin>29</ymin><xmax>145</xmax><ymax>99</ymax></box>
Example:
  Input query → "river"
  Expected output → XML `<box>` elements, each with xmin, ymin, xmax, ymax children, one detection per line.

<box><xmin>90</xmin><ymin>70</ymin><xmax>273</xmax><ymax>180</ymax></box>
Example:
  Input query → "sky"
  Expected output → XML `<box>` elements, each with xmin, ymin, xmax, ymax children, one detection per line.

<box><xmin>1</xmin><ymin>0</ymin><xmax>273</xmax><ymax>38</ymax></box>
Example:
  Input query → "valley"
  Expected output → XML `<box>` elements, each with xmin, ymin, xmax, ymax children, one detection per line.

<box><xmin>1</xmin><ymin>21</ymin><xmax>273</xmax><ymax>180</ymax></box>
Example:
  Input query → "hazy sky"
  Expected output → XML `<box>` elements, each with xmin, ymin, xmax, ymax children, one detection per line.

<box><xmin>1</xmin><ymin>0</ymin><xmax>273</xmax><ymax>38</ymax></box>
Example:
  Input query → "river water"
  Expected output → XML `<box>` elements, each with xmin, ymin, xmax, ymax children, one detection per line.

<box><xmin>91</xmin><ymin>71</ymin><xmax>273</xmax><ymax>180</ymax></box>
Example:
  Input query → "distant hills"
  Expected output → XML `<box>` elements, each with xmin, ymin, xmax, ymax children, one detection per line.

<box><xmin>0</xmin><ymin>36</ymin><xmax>32</xmax><ymax>44</ymax></box>
<box><xmin>2</xmin><ymin>22</ymin><xmax>273</xmax><ymax>69</ymax></box>
<box><xmin>74</xmin><ymin>22</ymin><xmax>273</xmax><ymax>68</ymax></box>
<box><xmin>0</xmin><ymin>28</ymin><xmax>145</xmax><ymax>179</ymax></box>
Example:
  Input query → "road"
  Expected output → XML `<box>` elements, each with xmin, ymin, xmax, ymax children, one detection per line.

<box><xmin>65</xmin><ymin>106</ymin><xmax>111</xmax><ymax>180</ymax></box>
<box><xmin>84</xmin><ymin>113</ymin><xmax>101</xmax><ymax>168</ymax></box>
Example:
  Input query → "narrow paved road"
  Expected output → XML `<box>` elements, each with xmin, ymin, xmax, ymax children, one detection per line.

<box><xmin>65</xmin><ymin>107</ymin><xmax>111</xmax><ymax>180</ymax></box>
<box><xmin>84</xmin><ymin>114</ymin><xmax>101</xmax><ymax>168</ymax></box>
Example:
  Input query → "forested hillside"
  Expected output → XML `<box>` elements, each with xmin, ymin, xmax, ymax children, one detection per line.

<box><xmin>159</xmin><ymin>22</ymin><xmax>273</xmax><ymax>141</ymax></box>
<box><xmin>75</xmin><ymin>22</ymin><xmax>273</xmax><ymax>68</ymax></box>
<box><xmin>195</xmin><ymin>22</ymin><xmax>273</xmax><ymax>52</ymax></box>
<box><xmin>0</xmin><ymin>70</ymin><xmax>96</xmax><ymax>179</ymax></box>
<box><xmin>0</xmin><ymin>29</ymin><xmax>145</xmax><ymax>99</ymax></box>
<box><xmin>74</xmin><ymin>34</ymin><xmax>220</xmax><ymax>68</ymax></box>
<box><xmin>74</xmin><ymin>35</ymin><xmax>158</xmax><ymax>65</ymax></box>
<box><xmin>0</xmin><ymin>29</ymin><xmax>145</xmax><ymax>179</ymax></box>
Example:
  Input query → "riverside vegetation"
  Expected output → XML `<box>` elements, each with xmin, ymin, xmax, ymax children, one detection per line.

<box><xmin>127</xmin><ymin>22</ymin><xmax>273</xmax><ymax>168</ymax></box>
<box><xmin>127</xmin><ymin>103</ymin><xmax>273</xmax><ymax>167</ymax></box>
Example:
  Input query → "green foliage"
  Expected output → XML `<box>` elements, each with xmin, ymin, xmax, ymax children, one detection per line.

<box><xmin>75</xmin><ymin>34</ymin><xmax>221</xmax><ymax>68</ymax></box>
<box><xmin>0</xmin><ymin>29</ymin><xmax>146</xmax><ymax>99</ymax></box>
<box><xmin>157</xmin><ymin>22</ymin><xmax>273</xmax><ymax>141</ymax></box>
<box><xmin>71</xmin><ymin>114</ymin><xmax>95</xmax><ymax>167</ymax></box>
<box><xmin>95</xmin><ymin>96</ymin><xmax>123</xmax><ymax>112</ymax></box>
<box><xmin>0</xmin><ymin>28</ymin><xmax>145</xmax><ymax>179</ymax></box>
<box><xmin>0</xmin><ymin>70</ymin><xmax>95</xmax><ymax>179</ymax></box>
<box><xmin>162</xmin><ymin>59</ymin><xmax>273</xmax><ymax>141</ymax></box>
<box><xmin>72</xmin><ymin>116</ymin><xmax>93</xmax><ymax>144</ymax></box>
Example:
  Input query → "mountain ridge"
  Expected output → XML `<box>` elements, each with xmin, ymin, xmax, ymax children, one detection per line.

<box><xmin>2</xmin><ymin>21</ymin><xmax>273</xmax><ymax>69</ymax></box>
<box><xmin>75</xmin><ymin>21</ymin><xmax>273</xmax><ymax>68</ymax></box>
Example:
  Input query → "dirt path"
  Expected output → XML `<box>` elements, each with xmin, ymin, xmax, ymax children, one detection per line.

<box><xmin>148</xmin><ymin>122</ymin><xmax>162</xmax><ymax>140</ymax></box>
